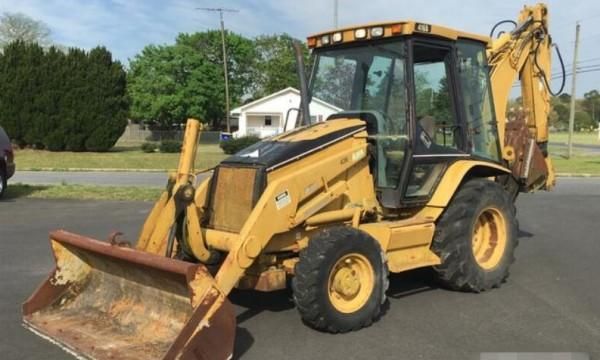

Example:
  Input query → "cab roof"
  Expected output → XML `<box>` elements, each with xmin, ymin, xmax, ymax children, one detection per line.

<box><xmin>307</xmin><ymin>20</ymin><xmax>490</xmax><ymax>49</ymax></box>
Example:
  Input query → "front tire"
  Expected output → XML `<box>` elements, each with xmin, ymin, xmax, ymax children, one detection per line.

<box><xmin>292</xmin><ymin>226</ymin><xmax>388</xmax><ymax>333</ymax></box>
<box><xmin>431</xmin><ymin>178</ymin><xmax>518</xmax><ymax>292</ymax></box>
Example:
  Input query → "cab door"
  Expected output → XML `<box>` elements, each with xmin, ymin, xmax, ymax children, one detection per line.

<box><xmin>401</xmin><ymin>39</ymin><xmax>469</xmax><ymax>204</ymax></box>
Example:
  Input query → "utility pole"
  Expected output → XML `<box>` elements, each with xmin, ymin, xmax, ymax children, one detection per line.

<box><xmin>334</xmin><ymin>0</ymin><xmax>338</xmax><ymax>28</ymax></box>
<box><xmin>567</xmin><ymin>22</ymin><xmax>580</xmax><ymax>159</ymax></box>
<box><xmin>197</xmin><ymin>7</ymin><xmax>239</xmax><ymax>133</ymax></box>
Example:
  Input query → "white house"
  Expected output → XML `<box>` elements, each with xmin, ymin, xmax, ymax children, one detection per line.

<box><xmin>231</xmin><ymin>87</ymin><xmax>341</xmax><ymax>138</ymax></box>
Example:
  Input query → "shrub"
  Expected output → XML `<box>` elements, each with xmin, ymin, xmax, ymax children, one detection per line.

<box><xmin>219</xmin><ymin>136</ymin><xmax>261</xmax><ymax>155</ymax></box>
<box><xmin>44</xmin><ymin>131</ymin><xmax>65</xmax><ymax>151</ymax></box>
<box><xmin>141</xmin><ymin>142</ymin><xmax>158</xmax><ymax>153</ymax></box>
<box><xmin>0</xmin><ymin>42</ymin><xmax>128</xmax><ymax>152</ymax></box>
<box><xmin>64</xmin><ymin>134</ymin><xmax>87</xmax><ymax>152</ymax></box>
<box><xmin>159</xmin><ymin>139</ymin><xmax>182</xmax><ymax>153</ymax></box>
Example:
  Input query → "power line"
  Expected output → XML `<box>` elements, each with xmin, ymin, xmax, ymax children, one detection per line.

<box><xmin>554</xmin><ymin>57</ymin><xmax>600</xmax><ymax>71</ymax></box>
<box><xmin>196</xmin><ymin>7</ymin><xmax>239</xmax><ymax>133</ymax></box>
<box><xmin>511</xmin><ymin>67</ymin><xmax>600</xmax><ymax>89</ymax></box>
<box><xmin>552</xmin><ymin>13</ymin><xmax>600</xmax><ymax>29</ymax></box>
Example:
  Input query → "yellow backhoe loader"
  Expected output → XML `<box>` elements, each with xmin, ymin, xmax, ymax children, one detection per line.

<box><xmin>23</xmin><ymin>3</ymin><xmax>562</xmax><ymax>359</ymax></box>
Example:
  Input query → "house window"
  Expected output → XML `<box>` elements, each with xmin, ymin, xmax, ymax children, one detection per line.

<box><xmin>265</xmin><ymin>116</ymin><xmax>272</xmax><ymax>126</ymax></box>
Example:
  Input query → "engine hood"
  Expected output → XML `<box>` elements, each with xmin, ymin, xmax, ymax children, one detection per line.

<box><xmin>222</xmin><ymin>118</ymin><xmax>365</xmax><ymax>171</ymax></box>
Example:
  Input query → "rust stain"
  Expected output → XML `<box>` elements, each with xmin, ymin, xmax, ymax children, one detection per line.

<box><xmin>22</xmin><ymin>230</ymin><xmax>236</xmax><ymax>360</ymax></box>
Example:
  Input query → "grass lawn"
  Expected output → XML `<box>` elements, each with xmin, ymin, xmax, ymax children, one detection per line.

<box><xmin>551</xmin><ymin>155</ymin><xmax>600</xmax><ymax>175</ymax></box>
<box><xmin>15</xmin><ymin>143</ymin><xmax>227</xmax><ymax>171</ymax></box>
<box><xmin>547</xmin><ymin>144</ymin><xmax>600</xmax><ymax>174</ymax></box>
<box><xmin>11</xmin><ymin>138</ymin><xmax>600</xmax><ymax>175</ymax></box>
<box><xmin>4</xmin><ymin>183</ymin><xmax>162</xmax><ymax>201</ymax></box>
<box><xmin>550</xmin><ymin>132</ymin><xmax>600</xmax><ymax>145</ymax></box>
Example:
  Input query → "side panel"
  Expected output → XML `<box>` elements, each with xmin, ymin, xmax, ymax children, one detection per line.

<box><xmin>360</xmin><ymin>220</ymin><xmax>440</xmax><ymax>273</ymax></box>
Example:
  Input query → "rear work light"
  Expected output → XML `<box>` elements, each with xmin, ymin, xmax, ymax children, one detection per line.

<box><xmin>370</xmin><ymin>26</ymin><xmax>384</xmax><ymax>37</ymax></box>
<box><xmin>354</xmin><ymin>28</ymin><xmax>367</xmax><ymax>39</ymax></box>
<box><xmin>332</xmin><ymin>32</ymin><xmax>343</xmax><ymax>43</ymax></box>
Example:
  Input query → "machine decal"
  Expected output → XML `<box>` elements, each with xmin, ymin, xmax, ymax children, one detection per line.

<box><xmin>275</xmin><ymin>190</ymin><xmax>292</xmax><ymax>210</ymax></box>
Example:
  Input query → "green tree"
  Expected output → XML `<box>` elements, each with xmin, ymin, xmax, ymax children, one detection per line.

<box><xmin>0</xmin><ymin>41</ymin><xmax>128</xmax><ymax>151</ymax></box>
<box><xmin>0</xmin><ymin>12</ymin><xmax>51</xmax><ymax>48</ymax></box>
<box><xmin>582</xmin><ymin>90</ymin><xmax>600</xmax><ymax>124</ymax></box>
<box><xmin>574</xmin><ymin>111</ymin><xmax>594</xmax><ymax>131</ymax></box>
<box><xmin>128</xmin><ymin>30</ymin><xmax>255</xmax><ymax>129</ymax></box>
<box><xmin>557</xmin><ymin>93</ymin><xmax>571</xmax><ymax>104</ymax></box>
<box><xmin>550</xmin><ymin>96</ymin><xmax>570</xmax><ymax>129</ymax></box>
<box><xmin>432</xmin><ymin>77</ymin><xmax>452</xmax><ymax>122</ymax></box>
<box><xmin>252</xmin><ymin>34</ymin><xmax>308</xmax><ymax>97</ymax></box>
<box><xmin>312</xmin><ymin>60</ymin><xmax>356</xmax><ymax>109</ymax></box>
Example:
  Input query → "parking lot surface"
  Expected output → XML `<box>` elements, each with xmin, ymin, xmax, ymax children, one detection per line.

<box><xmin>1</xmin><ymin>178</ymin><xmax>599</xmax><ymax>359</ymax></box>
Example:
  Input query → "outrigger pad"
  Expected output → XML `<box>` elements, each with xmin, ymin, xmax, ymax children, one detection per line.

<box><xmin>22</xmin><ymin>230</ymin><xmax>236</xmax><ymax>360</ymax></box>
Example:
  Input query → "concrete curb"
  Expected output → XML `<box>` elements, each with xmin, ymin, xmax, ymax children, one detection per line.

<box><xmin>19</xmin><ymin>168</ymin><xmax>600</xmax><ymax>178</ymax></box>
<box><xmin>556</xmin><ymin>173</ymin><xmax>600</xmax><ymax>178</ymax></box>
<box><xmin>20</xmin><ymin>167</ymin><xmax>169</xmax><ymax>173</ymax></box>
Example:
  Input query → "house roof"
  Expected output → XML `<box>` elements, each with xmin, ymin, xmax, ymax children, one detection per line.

<box><xmin>230</xmin><ymin>87</ymin><xmax>342</xmax><ymax>114</ymax></box>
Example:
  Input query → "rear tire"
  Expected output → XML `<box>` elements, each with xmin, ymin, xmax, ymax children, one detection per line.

<box><xmin>0</xmin><ymin>166</ymin><xmax>6</xmax><ymax>198</ymax></box>
<box><xmin>292</xmin><ymin>226</ymin><xmax>388</xmax><ymax>333</ymax></box>
<box><xmin>431</xmin><ymin>178</ymin><xmax>518</xmax><ymax>292</ymax></box>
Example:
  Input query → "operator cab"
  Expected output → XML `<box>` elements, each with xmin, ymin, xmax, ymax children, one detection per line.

<box><xmin>308</xmin><ymin>22</ymin><xmax>502</xmax><ymax>208</ymax></box>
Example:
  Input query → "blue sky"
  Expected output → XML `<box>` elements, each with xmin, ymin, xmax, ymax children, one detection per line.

<box><xmin>1</xmin><ymin>0</ymin><xmax>599</xmax><ymax>95</ymax></box>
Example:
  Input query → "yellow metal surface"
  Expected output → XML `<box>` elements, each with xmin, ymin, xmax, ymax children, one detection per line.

<box><xmin>136</xmin><ymin>118</ymin><xmax>202</xmax><ymax>254</ymax></box>
<box><xmin>488</xmin><ymin>3</ymin><xmax>555</xmax><ymax>187</ymax></box>
<box><xmin>238</xmin><ymin>268</ymin><xmax>287</xmax><ymax>292</ymax></box>
<box><xmin>425</xmin><ymin>160</ymin><xmax>510</xmax><ymax>209</ymax></box>
<box><xmin>211</xmin><ymin>122</ymin><xmax>377</xmax><ymax>295</ymax></box>
<box><xmin>472</xmin><ymin>207</ymin><xmax>508</xmax><ymax>270</ymax></box>
<box><xmin>386</xmin><ymin>246</ymin><xmax>441</xmax><ymax>273</ymax></box>
<box><xmin>308</xmin><ymin>21</ymin><xmax>490</xmax><ymax>48</ymax></box>
<box><xmin>360</xmin><ymin>220</ymin><xmax>440</xmax><ymax>273</ymax></box>
<box><xmin>327</xmin><ymin>253</ymin><xmax>374</xmax><ymax>314</ymax></box>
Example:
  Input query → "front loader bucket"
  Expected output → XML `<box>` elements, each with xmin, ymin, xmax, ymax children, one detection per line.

<box><xmin>22</xmin><ymin>230</ymin><xmax>236</xmax><ymax>360</ymax></box>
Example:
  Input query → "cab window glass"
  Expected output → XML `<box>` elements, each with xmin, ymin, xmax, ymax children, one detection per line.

<box><xmin>456</xmin><ymin>41</ymin><xmax>501</xmax><ymax>161</ymax></box>
<box><xmin>412</xmin><ymin>45</ymin><xmax>460</xmax><ymax>153</ymax></box>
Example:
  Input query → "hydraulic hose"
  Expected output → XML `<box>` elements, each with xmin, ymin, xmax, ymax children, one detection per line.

<box><xmin>533</xmin><ymin>39</ymin><xmax>566</xmax><ymax>96</ymax></box>
<box><xmin>490</xmin><ymin>20</ymin><xmax>517</xmax><ymax>38</ymax></box>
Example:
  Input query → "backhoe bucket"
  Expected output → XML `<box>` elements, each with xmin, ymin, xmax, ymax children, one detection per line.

<box><xmin>22</xmin><ymin>230</ymin><xmax>236</xmax><ymax>360</ymax></box>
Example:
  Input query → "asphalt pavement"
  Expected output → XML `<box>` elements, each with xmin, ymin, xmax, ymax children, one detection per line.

<box><xmin>0</xmin><ymin>178</ymin><xmax>599</xmax><ymax>359</ymax></box>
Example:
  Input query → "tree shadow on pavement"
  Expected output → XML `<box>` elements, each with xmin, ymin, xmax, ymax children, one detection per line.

<box><xmin>0</xmin><ymin>184</ymin><xmax>47</xmax><ymax>202</ymax></box>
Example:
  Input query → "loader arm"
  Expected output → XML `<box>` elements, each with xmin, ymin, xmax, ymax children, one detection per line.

<box><xmin>487</xmin><ymin>3</ymin><xmax>557</xmax><ymax>191</ymax></box>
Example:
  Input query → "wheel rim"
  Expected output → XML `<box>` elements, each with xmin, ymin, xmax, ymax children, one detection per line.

<box><xmin>472</xmin><ymin>207</ymin><xmax>508</xmax><ymax>270</ymax></box>
<box><xmin>327</xmin><ymin>253</ymin><xmax>374</xmax><ymax>314</ymax></box>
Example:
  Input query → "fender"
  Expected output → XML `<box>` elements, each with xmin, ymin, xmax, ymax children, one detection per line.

<box><xmin>427</xmin><ymin>160</ymin><xmax>511</xmax><ymax>208</ymax></box>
